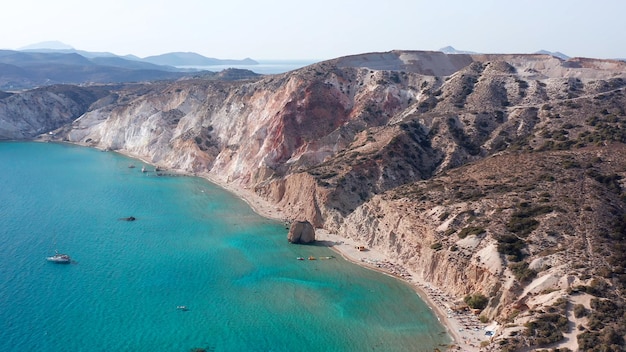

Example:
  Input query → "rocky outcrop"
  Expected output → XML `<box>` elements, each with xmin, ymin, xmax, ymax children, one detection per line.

<box><xmin>3</xmin><ymin>50</ymin><xmax>626</xmax><ymax>350</ymax></box>
<box><xmin>287</xmin><ymin>220</ymin><xmax>316</xmax><ymax>244</ymax></box>
<box><xmin>0</xmin><ymin>85</ymin><xmax>108</xmax><ymax>139</ymax></box>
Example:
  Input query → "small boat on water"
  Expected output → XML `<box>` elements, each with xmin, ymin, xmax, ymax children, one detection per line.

<box><xmin>177</xmin><ymin>305</ymin><xmax>189</xmax><ymax>311</ymax></box>
<box><xmin>308</xmin><ymin>256</ymin><xmax>316</xmax><ymax>260</ymax></box>
<box><xmin>46</xmin><ymin>251</ymin><xmax>71</xmax><ymax>264</ymax></box>
<box><xmin>296</xmin><ymin>257</ymin><xmax>305</xmax><ymax>260</ymax></box>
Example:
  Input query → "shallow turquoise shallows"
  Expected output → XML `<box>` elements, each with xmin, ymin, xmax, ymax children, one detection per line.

<box><xmin>0</xmin><ymin>142</ymin><xmax>451</xmax><ymax>352</ymax></box>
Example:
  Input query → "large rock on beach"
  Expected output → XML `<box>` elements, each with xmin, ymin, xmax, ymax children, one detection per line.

<box><xmin>287</xmin><ymin>220</ymin><xmax>316</xmax><ymax>244</ymax></box>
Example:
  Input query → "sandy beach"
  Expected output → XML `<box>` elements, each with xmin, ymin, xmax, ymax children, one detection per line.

<box><xmin>114</xmin><ymin>158</ymin><xmax>492</xmax><ymax>351</ymax></box>
<box><xmin>315</xmin><ymin>229</ymin><xmax>492</xmax><ymax>352</ymax></box>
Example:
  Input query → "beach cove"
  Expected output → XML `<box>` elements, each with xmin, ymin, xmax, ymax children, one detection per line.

<box><xmin>113</xmin><ymin>142</ymin><xmax>496</xmax><ymax>351</ymax></box>
<box><xmin>0</xmin><ymin>141</ymin><xmax>454</xmax><ymax>352</ymax></box>
<box><xmin>201</xmin><ymin>171</ymin><xmax>495</xmax><ymax>352</ymax></box>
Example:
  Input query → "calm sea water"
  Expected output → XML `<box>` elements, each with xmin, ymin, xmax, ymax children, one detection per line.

<box><xmin>180</xmin><ymin>60</ymin><xmax>319</xmax><ymax>75</ymax></box>
<box><xmin>0</xmin><ymin>142</ymin><xmax>451</xmax><ymax>352</ymax></box>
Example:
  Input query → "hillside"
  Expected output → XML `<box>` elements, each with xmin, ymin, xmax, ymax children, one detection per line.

<box><xmin>1</xmin><ymin>50</ymin><xmax>626</xmax><ymax>351</ymax></box>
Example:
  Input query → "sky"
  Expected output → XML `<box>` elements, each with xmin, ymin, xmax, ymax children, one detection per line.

<box><xmin>1</xmin><ymin>0</ymin><xmax>625</xmax><ymax>60</ymax></box>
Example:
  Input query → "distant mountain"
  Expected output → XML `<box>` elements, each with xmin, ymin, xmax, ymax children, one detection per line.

<box><xmin>438</xmin><ymin>46</ymin><xmax>477</xmax><ymax>54</ymax></box>
<box><xmin>15</xmin><ymin>42</ymin><xmax>259</xmax><ymax>67</ymax></box>
<box><xmin>18</xmin><ymin>41</ymin><xmax>74</xmax><ymax>51</ymax></box>
<box><xmin>19</xmin><ymin>46</ymin><xmax>126</xmax><ymax>60</ymax></box>
<box><xmin>535</xmin><ymin>50</ymin><xmax>570</xmax><ymax>60</ymax></box>
<box><xmin>7</xmin><ymin>43</ymin><xmax>260</xmax><ymax>84</ymax></box>
<box><xmin>89</xmin><ymin>56</ymin><xmax>182</xmax><ymax>71</ymax></box>
<box><xmin>0</xmin><ymin>44</ymin><xmax>267</xmax><ymax>90</ymax></box>
<box><xmin>439</xmin><ymin>46</ymin><xmax>572</xmax><ymax>60</ymax></box>
<box><xmin>141</xmin><ymin>52</ymin><xmax>258</xmax><ymax>66</ymax></box>
<box><xmin>0</xmin><ymin>49</ymin><xmax>209</xmax><ymax>90</ymax></box>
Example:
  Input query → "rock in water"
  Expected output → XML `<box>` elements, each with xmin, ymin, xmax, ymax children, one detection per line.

<box><xmin>287</xmin><ymin>220</ymin><xmax>316</xmax><ymax>244</ymax></box>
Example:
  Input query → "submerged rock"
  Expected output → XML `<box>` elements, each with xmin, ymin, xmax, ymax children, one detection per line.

<box><xmin>287</xmin><ymin>220</ymin><xmax>316</xmax><ymax>244</ymax></box>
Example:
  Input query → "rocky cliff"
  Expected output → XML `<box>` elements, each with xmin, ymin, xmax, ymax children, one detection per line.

<box><xmin>2</xmin><ymin>50</ymin><xmax>626</xmax><ymax>350</ymax></box>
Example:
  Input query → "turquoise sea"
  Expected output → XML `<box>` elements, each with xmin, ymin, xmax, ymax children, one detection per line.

<box><xmin>0</xmin><ymin>142</ymin><xmax>451</xmax><ymax>351</ymax></box>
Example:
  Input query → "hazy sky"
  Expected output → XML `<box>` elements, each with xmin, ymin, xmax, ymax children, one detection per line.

<box><xmin>1</xmin><ymin>0</ymin><xmax>624</xmax><ymax>60</ymax></box>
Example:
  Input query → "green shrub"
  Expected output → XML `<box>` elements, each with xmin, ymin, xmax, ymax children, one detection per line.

<box><xmin>577</xmin><ymin>331</ymin><xmax>600</xmax><ymax>350</ymax></box>
<box><xmin>574</xmin><ymin>304</ymin><xmax>588</xmax><ymax>318</ymax></box>
<box><xmin>497</xmin><ymin>234</ymin><xmax>526</xmax><ymax>261</ymax></box>
<box><xmin>464</xmin><ymin>293</ymin><xmax>488</xmax><ymax>310</ymax></box>
<box><xmin>458</xmin><ymin>226</ymin><xmax>486</xmax><ymax>239</ymax></box>
<box><xmin>578</xmin><ymin>329</ymin><xmax>624</xmax><ymax>351</ymax></box>
<box><xmin>525</xmin><ymin>300</ymin><xmax>569</xmax><ymax>347</ymax></box>
<box><xmin>509</xmin><ymin>261</ymin><xmax>537</xmax><ymax>282</ymax></box>
<box><xmin>562</xmin><ymin>160</ymin><xmax>581</xmax><ymax>169</ymax></box>
<box><xmin>525</xmin><ymin>317</ymin><xmax>565</xmax><ymax>346</ymax></box>
<box><xmin>506</xmin><ymin>205</ymin><xmax>553</xmax><ymax>237</ymax></box>
<box><xmin>506</xmin><ymin>217</ymin><xmax>539</xmax><ymax>237</ymax></box>
<box><xmin>539</xmin><ymin>174</ymin><xmax>556</xmax><ymax>182</ymax></box>
<box><xmin>430</xmin><ymin>242</ymin><xmax>443</xmax><ymax>251</ymax></box>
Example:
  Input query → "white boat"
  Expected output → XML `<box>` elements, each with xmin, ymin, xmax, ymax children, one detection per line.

<box><xmin>46</xmin><ymin>251</ymin><xmax>71</xmax><ymax>264</ymax></box>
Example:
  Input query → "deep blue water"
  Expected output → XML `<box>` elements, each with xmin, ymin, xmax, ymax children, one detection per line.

<box><xmin>0</xmin><ymin>142</ymin><xmax>451</xmax><ymax>351</ymax></box>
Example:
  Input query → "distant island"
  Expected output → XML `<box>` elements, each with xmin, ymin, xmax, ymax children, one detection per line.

<box><xmin>141</xmin><ymin>52</ymin><xmax>258</xmax><ymax>67</ymax></box>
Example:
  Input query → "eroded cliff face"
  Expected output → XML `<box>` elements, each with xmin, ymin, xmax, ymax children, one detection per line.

<box><xmin>3</xmin><ymin>50</ymin><xmax>626</xmax><ymax>350</ymax></box>
<box><xmin>0</xmin><ymin>85</ymin><xmax>109</xmax><ymax>139</ymax></box>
